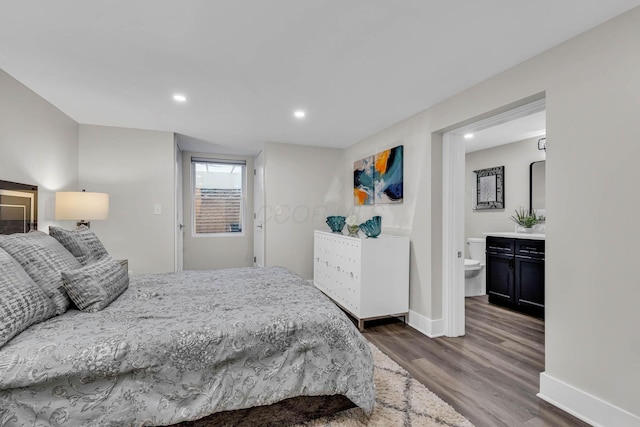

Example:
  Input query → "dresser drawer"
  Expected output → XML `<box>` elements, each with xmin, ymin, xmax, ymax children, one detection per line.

<box><xmin>486</xmin><ymin>236</ymin><xmax>515</xmax><ymax>254</ymax></box>
<box><xmin>515</xmin><ymin>239</ymin><xmax>545</xmax><ymax>258</ymax></box>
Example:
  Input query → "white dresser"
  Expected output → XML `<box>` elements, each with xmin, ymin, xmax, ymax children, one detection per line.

<box><xmin>313</xmin><ymin>230</ymin><xmax>409</xmax><ymax>331</ymax></box>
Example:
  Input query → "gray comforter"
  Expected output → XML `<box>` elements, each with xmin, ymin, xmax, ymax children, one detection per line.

<box><xmin>0</xmin><ymin>267</ymin><xmax>374</xmax><ymax>426</ymax></box>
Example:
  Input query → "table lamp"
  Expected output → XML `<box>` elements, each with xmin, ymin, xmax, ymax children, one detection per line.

<box><xmin>55</xmin><ymin>190</ymin><xmax>109</xmax><ymax>228</ymax></box>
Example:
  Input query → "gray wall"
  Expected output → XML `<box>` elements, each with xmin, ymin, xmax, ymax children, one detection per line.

<box><xmin>0</xmin><ymin>70</ymin><xmax>178</xmax><ymax>275</ymax></box>
<box><xmin>79</xmin><ymin>124</ymin><xmax>176</xmax><ymax>274</ymax></box>
<box><xmin>343</xmin><ymin>115</ymin><xmax>431</xmax><ymax>318</ymax></box>
<box><xmin>465</xmin><ymin>137</ymin><xmax>546</xmax><ymax>249</ymax></box>
<box><xmin>0</xmin><ymin>69</ymin><xmax>79</xmax><ymax>229</ymax></box>
<box><xmin>264</xmin><ymin>141</ymin><xmax>343</xmax><ymax>279</ymax></box>
<box><xmin>181</xmin><ymin>151</ymin><xmax>254</xmax><ymax>270</ymax></box>
<box><xmin>341</xmin><ymin>7</ymin><xmax>640</xmax><ymax>419</ymax></box>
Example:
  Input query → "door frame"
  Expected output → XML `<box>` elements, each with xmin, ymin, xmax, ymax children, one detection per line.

<box><xmin>174</xmin><ymin>138</ymin><xmax>184</xmax><ymax>272</ymax></box>
<box><xmin>253</xmin><ymin>149</ymin><xmax>265</xmax><ymax>267</ymax></box>
<box><xmin>441</xmin><ymin>97</ymin><xmax>546</xmax><ymax>337</ymax></box>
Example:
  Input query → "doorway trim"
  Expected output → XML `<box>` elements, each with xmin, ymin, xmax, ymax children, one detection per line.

<box><xmin>253</xmin><ymin>149</ymin><xmax>265</xmax><ymax>267</ymax></box>
<box><xmin>442</xmin><ymin>97</ymin><xmax>546</xmax><ymax>337</ymax></box>
<box><xmin>174</xmin><ymin>136</ymin><xmax>184</xmax><ymax>272</ymax></box>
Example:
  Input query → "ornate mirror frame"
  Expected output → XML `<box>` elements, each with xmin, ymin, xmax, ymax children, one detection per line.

<box><xmin>474</xmin><ymin>166</ymin><xmax>504</xmax><ymax>210</ymax></box>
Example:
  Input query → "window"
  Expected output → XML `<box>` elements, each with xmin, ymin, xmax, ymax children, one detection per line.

<box><xmin>192</xmin><ymin>159</ymin><xmax>245</xmax><ymax>234</ymax></box>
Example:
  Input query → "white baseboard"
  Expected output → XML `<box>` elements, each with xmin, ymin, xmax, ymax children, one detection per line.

<box><xmin>407</xmin><ymin>310</ymin><xmax>444</xmax><ymax>338</ymax></box>
<box><xmin>538</xmin><ymin>372</ymin><xmax>640</xmax><ymax>427</ymax></box>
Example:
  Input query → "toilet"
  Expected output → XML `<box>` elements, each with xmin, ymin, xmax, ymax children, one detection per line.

<box><xmin>465</xmin><ymin>237</ymin><xmax>486</xmax><ymax>297</ymax></box>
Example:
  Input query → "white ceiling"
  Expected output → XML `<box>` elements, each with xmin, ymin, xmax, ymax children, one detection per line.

<box><xmin>465</xmin><ymin>111</ymin><xmax>546</xmax><ymax>153</ymax></box>
<box><xmin>1</xmin><ymin>1</ymin><xmax>638</xmax><ymax>155</ymax></box>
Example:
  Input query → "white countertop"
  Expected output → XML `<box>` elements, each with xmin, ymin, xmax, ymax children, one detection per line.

<box><xmin>484</xmin><ymin>231</ymin><xmax>546</xmax><ymax>240</ymax></box>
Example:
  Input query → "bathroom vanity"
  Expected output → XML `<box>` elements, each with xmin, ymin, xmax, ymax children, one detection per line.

<box><xmin>484</xmin><ymin>232</ymin><xmax>545</xmax><ymax>318</ymax></box>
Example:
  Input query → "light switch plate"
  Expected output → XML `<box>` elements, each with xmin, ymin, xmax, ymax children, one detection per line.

<box><xmin>154</xmin><ymin>204</ymin><xmax>162</xmax><ymax>215</ymax></box>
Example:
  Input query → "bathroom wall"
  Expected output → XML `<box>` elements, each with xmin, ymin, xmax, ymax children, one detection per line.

<box><xmin>465</xmin><ymin>136</ymin><xmax>545</xmax><ymax>256</ymax></box>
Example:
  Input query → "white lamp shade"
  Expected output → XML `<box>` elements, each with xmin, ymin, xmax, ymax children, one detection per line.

<box><xmin>55</xmin><ymin>192</ymin><xmax>109</xmax><ymax>221</ymax></box>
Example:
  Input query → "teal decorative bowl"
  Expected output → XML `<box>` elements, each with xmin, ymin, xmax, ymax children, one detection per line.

<box><xmin>326</xmin><ymin>216</ymin><xmax>346</xmax><ymax>233</ymax></box>
<box><xmin>359</xmin><ymin>215</ymin><xmax>382</xmax><ymax>238</ymax></box>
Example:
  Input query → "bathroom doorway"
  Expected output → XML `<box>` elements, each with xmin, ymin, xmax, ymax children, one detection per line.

<box><xmin>442</xmin><ymin>97</ymin><xmax>546</xmax><ymax>337</ymax></box>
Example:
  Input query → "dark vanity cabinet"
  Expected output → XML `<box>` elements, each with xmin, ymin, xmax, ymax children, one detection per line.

<box><xmin>486</xmin><ymin>236</ymin><xmax>544</xmax><ymax>318</ymax></box>
<box><xmin>485</xmin><ymin>237</ymin><xmax>515</xmax><ymax>304</ymax></box>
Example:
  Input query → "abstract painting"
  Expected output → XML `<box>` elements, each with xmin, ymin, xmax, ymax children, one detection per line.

<box><xmin>353</xmin><ymin>156</ymin><xmax>375</xmax><ymax>205</ymax></box>
<box><xmin>374</xmin><ymin>145</ymin><xmax>403</xmax><ymax>204</ymax></box>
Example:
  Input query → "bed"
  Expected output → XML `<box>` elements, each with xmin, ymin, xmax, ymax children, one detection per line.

<box><xmin>0</xmin><ymin>224</ymin><xmax>374</xmax><ymax>426</ymax></box>
<box><xmin>0</xmin><ymin>266</ymin><xmax>374</xmax><ymax>425</ymax></box>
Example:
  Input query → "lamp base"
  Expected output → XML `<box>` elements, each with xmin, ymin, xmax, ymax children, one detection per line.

<box><xmin>76</xmin><ymin>221</ymin><xmax>91</xmax><ymax>229</ymax></box>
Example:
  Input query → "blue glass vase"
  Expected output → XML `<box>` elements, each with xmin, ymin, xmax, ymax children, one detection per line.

<box><xmin>326</xmin><ymin>216</ymin><xmax>346</xmax><ymax>233</ymax></box>
<box><xmin>359</xmin><ymin>215</ymin><xmax>382</xmax><ymax>238</ymax></box>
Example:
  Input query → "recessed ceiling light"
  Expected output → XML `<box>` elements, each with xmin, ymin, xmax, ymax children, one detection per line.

<box><xmin>173</xmin><ymin>94</ymin><xmax>187</xmax><ymax>102</ymax></box>
<box><xmin>464</xmin><ymin>133</ymin><xmax>474</xmax><ymax>139</ymax></box>
<box><xmin>294</xmin><ymin>110</ymin><xmax>306</xmax><ymax>119</ymax></box>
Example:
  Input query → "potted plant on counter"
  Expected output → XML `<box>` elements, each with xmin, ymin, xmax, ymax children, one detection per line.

<box><xmin>509</xmin><ymin>207</ymin><xmax>542</xmax><ymax>233</ymax></box>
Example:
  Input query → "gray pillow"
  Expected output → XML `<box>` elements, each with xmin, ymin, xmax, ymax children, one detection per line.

<box><xmin>0</xmin><ymin>247</ymin><xmax>56</xmax><ymax>348</ymax></box>
<box><xmin>0</xmin><ymin>231</ymin><xmax>81</xmax><ymax>315</ymax></box>
<box><xmin>61</xmin><ymin>255</ymin><xmax>129</xmax><ymax>312</ymax></box>
<box><xmin>49</xmin><ymin>226</ymin><xmax>109</xmax><ymax>266</ymax></box>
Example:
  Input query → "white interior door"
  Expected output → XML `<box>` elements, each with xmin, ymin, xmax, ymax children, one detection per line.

<box><xmin>253</xmin><ymin>150</ymin><xmax>265</xmax><ymax>267</ymax></box>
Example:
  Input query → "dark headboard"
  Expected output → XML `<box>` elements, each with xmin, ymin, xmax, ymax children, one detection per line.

<box><xmin>0</xmin><ymin>180</ymin><xmax>38</xmax><ymax>234</ymax></box>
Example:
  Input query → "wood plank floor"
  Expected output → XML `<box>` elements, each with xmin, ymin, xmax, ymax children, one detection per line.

<box><xmin>362</xmin><ymin>296</ymin><xmax>589</xmax><ymax>427</ymax></box>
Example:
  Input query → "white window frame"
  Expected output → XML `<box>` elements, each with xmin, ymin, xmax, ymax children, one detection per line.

<box><xmin>191</xmin><ymin>157</ymin><xmax>247</xmax><ymax>237</ymax></box>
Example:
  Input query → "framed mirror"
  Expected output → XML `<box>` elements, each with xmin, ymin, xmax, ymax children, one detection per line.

<box><xmin>529</xmin><ymin>160</ymin><xmax>545</xmax><ymax>214</ymax></box>
<box><xmin>474</xmin><ymin>166</ymin><xmax>505</xmax><ymax>210</ymax></box>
